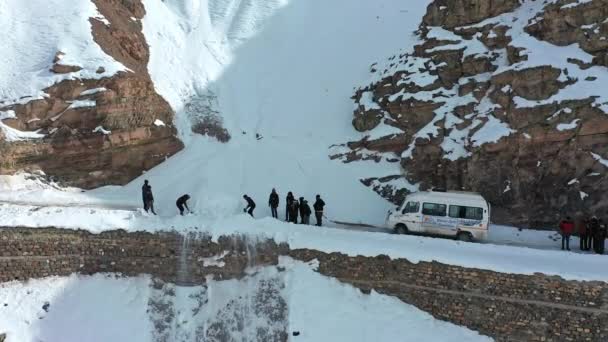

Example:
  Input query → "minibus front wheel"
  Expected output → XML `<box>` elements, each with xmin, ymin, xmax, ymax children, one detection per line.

<box><xmin>394</xmin><ymin>224</ymin><xmax>408</xmax><ymax>235</ymax></box>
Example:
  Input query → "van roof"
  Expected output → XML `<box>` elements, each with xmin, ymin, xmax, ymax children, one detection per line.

<box><xmin>404</xmin><ymin>191</ymin><xmax>487</xmax><ymax>204</ymax></box>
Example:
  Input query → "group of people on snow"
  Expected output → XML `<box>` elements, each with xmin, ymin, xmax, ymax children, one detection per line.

<box><xmin>142</xmin><ymin>180</ymin><xmax>192</xmax><ymax>216</ymax></box>
<box><xmin>141</xmin><ymin>181</ymin><xmax>326</xmax><ymax>226</ymax></box>
<box><xmin>268</xmin><ymin>189</ymin><xmax>326</xmax><ymax>226</ymax></box>
<box><xmin>559</xmin><ymin>216</ymin><xmax>607</xmax><ymax>254</ymax></box>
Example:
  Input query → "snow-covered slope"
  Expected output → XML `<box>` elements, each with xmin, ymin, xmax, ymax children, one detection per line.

<box><xmin>0</xmin><ymin>0</ymin><xmax>125</xmax><ymax>105</ymax></box>
<box><xmin>0</xmin><ymin>0</ymin><xmax>435</xmax><ymax>224</ymax></box>
<box><xmin>0</xmin><ymin>259</ymin><xmax>491</xmax><ymax>342</ymax></box>
<box><xmin>85</xmin><ymin>0</ymin><xmax>433</xmax><ymax>225</ymax></box>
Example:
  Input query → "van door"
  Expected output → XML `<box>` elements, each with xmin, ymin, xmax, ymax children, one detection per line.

<box><xmin>450</xmin><ymin>204</ymin><xmax>486</xmax><ymax>239</ymax></box>
<box><xmin>401</xmin><ymin>201</ymin><xmax>422</xmax><ymax>232</ymax></box>
<box><xmin>421</xmin><ymin>202</ymin><xmax>453</xmax><ymax>236</ymax></box>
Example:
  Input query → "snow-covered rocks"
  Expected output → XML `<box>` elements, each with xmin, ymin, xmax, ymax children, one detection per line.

<box><xmin>0</xmin><ymin>0</ymin><xmax>183</xmax><ymax>188</ymax></box>
<box><xmin>92</xmin><ymin>126</ymin><xmax>111</xmax><ymax>135</ymax></box>
<box><xmin>345</xmin><ymin>0</ymin><xmax>608</xmax><ymax>226</ymax></box>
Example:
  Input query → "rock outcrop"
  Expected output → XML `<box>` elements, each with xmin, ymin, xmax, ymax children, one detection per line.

<box><xmin>0</xmin><ymin>0</ymin><xmax>183</xmax><ymax>188</ymax></box>
<box><xmin>340</xmin><ymin>0</ymin><xmax>608</xmax><ymax>227</ymax></box>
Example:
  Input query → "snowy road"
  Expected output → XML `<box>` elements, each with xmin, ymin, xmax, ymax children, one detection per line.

<box><xmin>1</xmin><ymin>200</ymin><xmax>607</xmax><ymax>282</ymax></box>
<box><xmin>0</xmin><ymin>200</ymin><xmax>594</xmax><ymax>255</ymax></box>
<box><xmin>334</xmin><ymin>222</ymin><xmax>587</xmax><ymax>253</ymax></box>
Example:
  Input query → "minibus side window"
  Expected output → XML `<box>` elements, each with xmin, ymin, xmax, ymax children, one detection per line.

<box><xmin>422</xmin><ymin>203</ymin><xmax>446</xmax><ymax>217</ymax></box>
<box><xmin>402</xmin><ymin>201</ymin><xmax>420</xmax><ymax>214</ymax></box>
<box><xmin>449</xmin><ymin>205</ymin><xmax>483</xmax><ymax>220</ymax></box>
<box><xmin>448</xmin><ymin>205</ymin><xmax>463</xmax><ymax>218</ymax></box>
<box><xmin>466</xmin><ymin>207</ymin><xmax>483</xmax><ymax>220</ymax></box>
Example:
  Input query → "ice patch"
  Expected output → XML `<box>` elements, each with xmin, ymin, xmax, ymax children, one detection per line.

<box><xmin>590</xmin><ymin>152</ymin><xmax>608</xmax><ymax>167</ymax></box>
<box><xmin>92</xmin><ymin>126</ymin><xmax>111</xmax><ymax>135</ymax></box>
<box><xmin>471</xmin><ymin>115</ymin><xmax>515</xmax><ymax>147</ymax></box>
<box><xmin>68</xmin><ymin>100</ymin><xmax>96</xmax><ymax>109</ymax></box>
<box><xmin>79</xmin><ymin>87</ymin><xmax>107</xmax><ymax>96</ymax></box>
<box><xmin>557</xmin><ymin>119</ymin><xmax>580</xmax><ymax>131</ymax></box>
<box><xmin>561</xmin><ymin>0</ymin><xmax>593</xmax><ymax>9</ymax></box>
<box><xmin>0</xmin><ymin>110</ymin><xmax>45</xmax><ymax>142</ymax></box>
<box><xmin>358</xmin><ymin>91</ymin><xmax>381</xmax><ymax>111</ymax></box>
<box><xmin>503</xmin><ymin>181</ymin><xmax>511</xmax><ymax>193</ymax></box>
<box><xmin>199</xmin><ymin>251</ymin><xmax>229</xmax><ymax>267</ymax></box>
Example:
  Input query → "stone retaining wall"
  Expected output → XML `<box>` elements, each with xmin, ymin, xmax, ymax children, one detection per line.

<box><xmin>1</xmin><ymin>227</ymin><xmax>607</xmax><ymax>341</ymax></box>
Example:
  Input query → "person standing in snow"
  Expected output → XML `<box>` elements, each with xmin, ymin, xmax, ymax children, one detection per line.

<box><xmin>301</xmin><ymin>200</ymin><xmax>312</xmax><ymax>225</ymax></box>
<box><xmin>577</xmin><ymin>217</ymin><xmax>588</xmax><ymax>251</ymax></box>
<box><xmin>589</xmin><ymin>216</ymin><xmax>599</xmax><ymax>252</ymax></box>
<box><xmin>559</xmin><ymin>216</ymin><xmax>574</xmax><ymax>251</ymax></box>
<box><xmin>593</xmin><ymin>219</ymin><xmax>606</xmax><ymax>254</ymax></box>
<box><xmin>313</xmin><ymin>194</ymin><xmax>325</xmax><ymax>227</ymax></box>
<box><xmin>176</xmin><ymin>194</ymin><xmax>191</xmax><ymax>216</ymax></box>
<box><xmin>285</xmin><ymin>192</ymin><xmax>295</xmax><ymax>222</ymax></box>
<box><xmin>595</xmin><ymin>219</ymin><xmax>606</xmax><ymax>254</ymax></box>
<box><xmin>298</xmin><ymin>197</ymin><xmax>306</xmax><ymax>224</ymax></box>
<box><xmin>268</xmin><ymin>189</ymin><xmax>279</xmax><ymax>219</ymax></box>
<box><xmin>289</xmin><ymin>199</ymin><xmax>300</xmax><ymax>223</ymax></box>
<box><xmin>142</xmin><ymin>180</ymin><xmax>157</xmax><ymax>215</ymax></box>
<box><xmin>243</xmin><ymin>195</ymin><xmax>256</xmax><ymax>217</ymax></box>
<box><xmin>142</xmin><ymin>181</ymin><xmax>148</xmax><ymax>209</ymax></box>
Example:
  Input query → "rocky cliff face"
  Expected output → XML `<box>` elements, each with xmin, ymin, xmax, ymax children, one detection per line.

<box><xmin>340</xmin><ymin>0</ymin><xmax>608</xmax><ymax>227</ymax></box>
<box><xmin>0</xmin><ymin>0</ymin><xmax>183</xmax><ymax>188</ymax></box>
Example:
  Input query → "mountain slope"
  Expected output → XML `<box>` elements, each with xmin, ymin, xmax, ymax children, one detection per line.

<box><xmin>0</xmin><ymin>0</ymin><xmax>182</xmax><ymax>188</ymax></box>
<box><xmin>3</xmin><ymin>0</ymin><xmax>608</xmax><ymax>227</ymax></box>
<box><xmin>85</xmin><ymin>0</ymin><xmax>433</xmax><ymax>225</ymax></box>
<box><xmin>346</xmin><ymin>0</ymin><xmax>608</xmax><ymax>226</ymax></box>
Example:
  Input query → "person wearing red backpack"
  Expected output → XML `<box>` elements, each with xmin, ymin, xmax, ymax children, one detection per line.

<box><xmin>559</xmin><ymin>216</ymin><xmax>575</xmax><ymax>251</ymax></box>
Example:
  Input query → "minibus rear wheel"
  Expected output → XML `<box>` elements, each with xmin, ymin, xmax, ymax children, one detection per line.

<box><xmin>456</xmin><ymin>231</ymin><xmax>473</xmax><ymax>242</ymax></box>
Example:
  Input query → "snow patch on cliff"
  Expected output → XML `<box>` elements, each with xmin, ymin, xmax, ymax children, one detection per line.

<box><xmin>0</xmin><ymin>110</ymin><xmax>45</xmax><ymax>142</ymax></box>
<box><xmin>0</xmin><ymin>0</ymin><xmax>126</xmax><ymax>106</ymax></box>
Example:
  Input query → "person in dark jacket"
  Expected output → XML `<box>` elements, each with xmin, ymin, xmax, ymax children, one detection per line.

<box><xmin>176</xmin><ymin>194</ymin><xmax>191</xmax><ymax>216</ymax></box>
<box><xmin>595</xmin><ymin>220</ymin><xmax>608</xmax><ymax>254</ymax></box>
<box><xmin>298</xmin><ymin>197</ymin><xmax>306</xmax><ymax>224</ymax></box>
<box><xmin>268</xmin><ymin>189</ymin><xmax>279</xmax><ymax>219</ymax></box>
<box><xmin>243</xmin><ymin>195</ymin><xmax>256</xmax><ymax>217</ymax></box>
<box><xmin>595</xmin><ymin>219</ymin><xmax>606</xmax><ymax>254</ymax></box>
<box><xmin>559</xmin><ymin>216</ymin><xmax>574</xmax><ymax>251</ymax></box>
<box><xmin>577</xmin><ymin>217</ymin><xmax>588</xmax><ymax>251</ymax></box>
<box><xmin>289</xmin><ymin>199</ymin><xmax>300</xmax><ymax>223</ymax></box>
<box><xmin>142</xmin><ymin>180</ymin><xmax>148</xmax><ymax>209</ymax></box>
<box><xmin>141</xmin><ymin>180</ymin><xmax>157</xmax><ymax>215</ymax></box>
<box><xmin>313</xmin><ymin>194</ymin><xmax>325</xmax><ymax>227</ymax></box>
<box><xmin>301</xmin><ymin>200</ymin><xmax>312</xmax><ymax>225</ymax></box>
<box><xmin>285</xmin><ymin>192</ymin><xmax>294</xmax><ymax>222</ymax></box>
<box><xmin>589</xmin><ymin>217</ymin><xmax>599</xmax><ymax>252</ymax></box>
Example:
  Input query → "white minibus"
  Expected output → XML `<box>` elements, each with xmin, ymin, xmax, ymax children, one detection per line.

<box><xmin>386</xmin><ymin>190</ymin><xmax>490</xmax><ymax>241</ymax></box>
